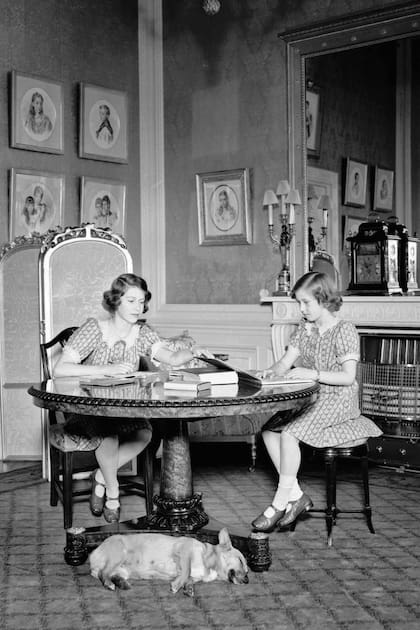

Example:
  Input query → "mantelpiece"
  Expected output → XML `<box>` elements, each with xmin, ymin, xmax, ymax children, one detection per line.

<box><xmin>261</xmin><ymin>295</ymin><xmax>420</xmax><ymax>361</ymax></box>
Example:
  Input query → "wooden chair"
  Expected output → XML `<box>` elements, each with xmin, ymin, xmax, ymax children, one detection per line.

<box><xmin>41</xmin><ymin>327</ymin><xmax>154</xmax><ymax>529</ymax></box>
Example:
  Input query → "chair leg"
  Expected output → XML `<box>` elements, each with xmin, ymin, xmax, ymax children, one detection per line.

<box><xmin>249</xmin><ymin>434</ymin><xmax>256</xmax><ymax>472</ymax></box>
<box><xmin>325</xmin><ymin>453</ymin><xmax>336</xmax><ymax>546</ymax></box>
<box><xmin>50</xmin><ymin>446</ymin><xmax>60</xmax><ymax>507</ymax></box>
<box><xmin>142</xmin><ymin>447</ymin><xmax>154</xmax><ymax>515</ymax></box>
<box><xmin>361</xmin><ymin>453</ymin><xmax>375</xmax><ymax>534</ymax></box>
<box><xmin>62</xmin><ymin>452</ymin><xmax>74</xmax><ymax>529</ymax></box>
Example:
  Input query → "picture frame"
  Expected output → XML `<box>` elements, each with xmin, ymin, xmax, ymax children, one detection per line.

<box><xmin>9</xmin><ymin>169</ymin><xmax>65</xmax><ymax>240</ymax></box>
<box><xmin>79</xmin><ymin>83</ymin><xmax>128</xmax><ymax>163</ymax></box>
<box><xmin>80</xmin><ymin>177</ymin><xmax>126</xmax><ymax>235</ymax></box>
<box><xmin>196</xmin><ymin>168</ymin><xmax>252</xmax><ymax>246</ymax></box>
<box><xmin>307</xmin><ymin>166</ymin><xmax>340</xmax><ymax>269</ymax></box>
<box><xmin>373</xmin><ymin>166</ymin><xmax>394</xmax><ymax>212</ymax></box>
<box><xmin>10</xmin><ymin>71</ymin><xmax>64</xmax><ymax>154</ymax></box>
<box><xmin>344</xmin><ymin>158</ymin><xmax>368</xmax><ymax>207</ymax></box>
<box><xmin>305</xmin><ymin>83</ymin><xmax>322</xmax><ymax>158</ymax></box>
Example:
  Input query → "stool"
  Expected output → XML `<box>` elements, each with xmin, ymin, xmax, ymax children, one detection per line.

<box><xmin>291</xmin><ymin>442</ymin><xmax>375</xmax><ymax>546</ymax></box>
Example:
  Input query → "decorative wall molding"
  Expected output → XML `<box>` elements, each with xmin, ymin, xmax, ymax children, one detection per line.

<box><xmin>263</xmin><ymin>295</ymin><xmax>420</xmax><ymax>360</ymax></box>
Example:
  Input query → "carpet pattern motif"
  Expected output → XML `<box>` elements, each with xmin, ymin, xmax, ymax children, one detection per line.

<box><xmin>0</xmin><ymin>455</ymin><xmax>420</xmax><ymax>629</ymax></box>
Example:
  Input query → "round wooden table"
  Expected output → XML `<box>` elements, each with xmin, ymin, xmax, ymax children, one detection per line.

<box><xmin>29</xmin><ymin>377</ymin><xmax>319</xmax><ymax>568</ymax></box>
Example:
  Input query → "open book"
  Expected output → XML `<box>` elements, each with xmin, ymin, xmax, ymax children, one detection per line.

<box><xmin>198</xmin><ymin>356</ymin><xmax>315</xmax><ymax>388</ymax></box>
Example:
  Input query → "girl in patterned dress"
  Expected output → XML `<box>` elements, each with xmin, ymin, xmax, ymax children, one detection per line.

<box><xmin>54</xmin><ymin>273</ymin><xmax>197</xmax><ymax>523</ymax></box>
<box><xmin>252</xmin><ymin>272</ymin><xmax>382</xmax><ymax>533</ymax></box>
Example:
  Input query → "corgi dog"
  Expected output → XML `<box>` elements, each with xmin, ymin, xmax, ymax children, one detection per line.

<box><xmin>89</xmin><ymin>528</ymin><xmax>249</xmax><ymax>596</ymax></box>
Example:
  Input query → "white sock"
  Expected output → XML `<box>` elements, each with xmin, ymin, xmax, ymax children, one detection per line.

<box><xmin>94</xmin><ymin>470</ymin><xmax>105</xmax><ymax>497</ymax></box>
<box><xmin>271</xmin><ymin>474</ymin><xmax>296</xmax><ymax>511</ymax></box>
<box><xmin>288</xmin><ymin>480</ymin><xmax>303</xmax><ymax>502</ymax></box>
<box><xmin>105</xmin><ymin>497</ymin><xmax>120</xmax><ymax>509</ymax></box>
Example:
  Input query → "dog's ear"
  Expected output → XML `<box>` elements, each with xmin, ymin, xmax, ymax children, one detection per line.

<box><xmin>218</xmin><ymin>528</ymin><xmax>233</xmax><ymax>550</ymax></box>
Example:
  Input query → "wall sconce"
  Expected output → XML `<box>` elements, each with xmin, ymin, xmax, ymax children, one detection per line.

<box><xmin>308</xmin><ymin>193</ymin><xmax>330</xmax><ymax>267</ymax></box>
<box><xmin>263</xmin><ymin>182</ymin><xmax>301</xmax><ymax>295</ymax></box>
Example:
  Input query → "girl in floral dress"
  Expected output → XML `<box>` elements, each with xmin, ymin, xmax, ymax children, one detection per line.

<box><xmin>252</xmin><ymin>272</ymin><xmax>382</xmax><ymax>533</ymax></box>
<box><xmin>54</xmin><ymin>273</ymin><xmax>197</xmax><ymax>523</ymax></box>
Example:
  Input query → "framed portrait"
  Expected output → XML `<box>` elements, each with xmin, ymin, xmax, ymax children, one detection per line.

<box><xmin>10</xmin><ymin>71</ymin><xmax>64</xmax><ymax>154</ymax></box>
<box><xmin>344</xmin><ymin>158</ymin><xmax>368</xmax><ymax>207</ymax></box>
<box><xmin>307</xmin><ymin>166</ymin><xmax>339</xmax><ymax>269</ymax></box>
<box><xmin>305</xmin><ymin>84</ymin><xmax>322</xmax><ymax>158</ymax></box>
<box><xmin>9</xmin><ymin>169</ymin><xmax>65</xmax><ymax>240</ymax></box>
<box><xmin>79</xmin><ymin>83</ymin><xmax>128</xmax><ymax>163</ymax></box>
<box><xmin>196</xmin><ymin>168</ymin><xmax>252</xmax><ymax>246</ymax></box>
<box><xmin>80</xmin><ymin>177</ymin><xmax>126</xmax><ymax>235</ymax></box>
<box><xmin>373</xmin><ymin>166</ymin><xmax>394</xmax><ymax>212</ymax></box>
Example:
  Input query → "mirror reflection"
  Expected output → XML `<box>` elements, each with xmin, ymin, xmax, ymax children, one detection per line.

<box><xmin>304</xmin><ymin>36</ymin><xmax>420</xmax><ymax>290</ymax></box>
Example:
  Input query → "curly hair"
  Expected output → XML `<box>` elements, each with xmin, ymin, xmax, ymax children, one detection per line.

<box><xmin>291</xmin><ymin>272</ymin><xmax>342</xmax><ymax>313</ymax></box>
<box><xmin>102</xmin><ymin>274</ymin><xmax>152</xmax><ymax>314</ymax></box>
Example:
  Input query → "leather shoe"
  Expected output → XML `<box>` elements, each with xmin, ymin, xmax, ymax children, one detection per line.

<box><xmin>252</xmin><ymin>505</ymin><xmax>286</xmax><ymax>532</ymax></box>
<box><xmin>277</xmin><ymin>493</ymin><xmax>313</xmax><ymax>528</ymax></box>
<box><xmin>89</xmin><ymin>471</ymin><xmax>106</xmax><ymax>517</ymax></box>
<box><xmin>103</xmin><ymin>498</ymin><xmax>121</xmax><ymax>523</ymax></box>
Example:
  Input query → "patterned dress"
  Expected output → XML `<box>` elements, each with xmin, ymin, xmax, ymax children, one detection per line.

<box><xmin>61</xmin><ymin>317</ymin><xmax>165</xmax><ymax>442</ymax></box>
<box><xmin>265</xmin><ymin>319</ymin><xmax>383</xmax><ymax>447</ymax></box>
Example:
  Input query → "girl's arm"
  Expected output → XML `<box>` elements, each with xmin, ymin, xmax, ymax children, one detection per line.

<box><xmin>259</xmin><ymin>346</ymin><xmax>300</xmax><ymax>378</ymax></box>
<box><xmin>289</xmin><ymin>359</ymin><xmax>357</xmax><ymax>386</ymax></box>
<box><xmin>54</xmin><ymin>355</ymin><xmax>135</xmax><ymax>377</ymax></box>
<box><xmin>153</xmin><ymin>345</ymin><xmax>195</xmax><ymax>368</ymax></box>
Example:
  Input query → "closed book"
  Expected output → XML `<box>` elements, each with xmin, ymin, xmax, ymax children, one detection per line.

<box><xmin>210</xmin><ymin>383</ymin><xmax>239</xmax><ymax>397</ymax></box>
<box><xmin>169</xmin><ymin>367</ymin><xmax>238</xmax><ymax>385</ymax></box>
<box><xmin>163</xmin><ymin>379</ymin><xmax>212</xmax><ymax>393</ymax></box>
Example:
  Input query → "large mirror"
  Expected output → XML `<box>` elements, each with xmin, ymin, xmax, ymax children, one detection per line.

<box><xmin>282</xmin><ymin>2</ymin><xmax>420</xmax><ymax>289</ymax></box>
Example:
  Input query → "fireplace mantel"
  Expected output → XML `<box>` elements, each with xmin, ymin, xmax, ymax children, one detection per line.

<box><xmin>261</xmin><ymin>295</ymin><xmax>420</xmax><ymax>361</ymax></box>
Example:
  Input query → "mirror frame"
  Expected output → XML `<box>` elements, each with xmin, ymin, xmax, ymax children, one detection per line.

<box><xmin>280</xmin><ymin>1</ymin><xmax>420</xmax><ymax>281</ymax></box>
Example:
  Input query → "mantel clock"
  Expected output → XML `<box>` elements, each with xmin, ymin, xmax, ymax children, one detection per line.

<box><xmin>346</xmin><ymin>219</ymin><xmax>402</xmax><ymax>295</ymax></box>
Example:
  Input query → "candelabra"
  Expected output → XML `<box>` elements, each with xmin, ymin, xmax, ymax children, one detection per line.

<box><xmin>263</xmin><ymin>181</ymin><xmax>301</xmax><ymax>295</ymax></box>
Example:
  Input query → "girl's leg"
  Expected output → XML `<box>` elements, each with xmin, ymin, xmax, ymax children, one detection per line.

<box><xmin>262</xmin><ymin>430</ymin><xmax>281</xmax><ymax>472</ymax></box>
<box><xmin>95</xmin><ymin>436</ymin><xmax>120</xmax><ymax>499</ymax></box>
<box><xmin>271</xmin><ymin>431</ymin><xmax>301</xmax><ymax>510</ymax></box>
<box><xmin>116</xmin><ymin>428</ymin><xmax>152</xmax><ymax>470</ymax></box>
<box><xmin>95</xmin><ymin>429</ymin><xmax>152</xmax><ymax>501</ymax></box>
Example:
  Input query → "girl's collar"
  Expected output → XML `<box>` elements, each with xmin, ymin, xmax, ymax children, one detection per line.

<box><xmin>304</xmin><ymin>317</ymin><xmax>340</xmax><ymax>335</ymax></box>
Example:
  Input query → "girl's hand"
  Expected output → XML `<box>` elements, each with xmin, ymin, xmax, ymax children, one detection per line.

<box><xmin>286</xmin><ymin>367</ymin><xmax>317</xmax><ymax>380</ymax></box>
<box><xmin>103</xmin><ymin>362</ymin><xmax>136</xmax><ymax>376</ymax></box>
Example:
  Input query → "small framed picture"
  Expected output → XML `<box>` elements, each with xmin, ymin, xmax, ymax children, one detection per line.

<box><xmin>10</xmin><ymin>71</ymin><xmax>64</xmax><ymax>154</ymax></box>
<box><xmin>305</xmin><ymin>83</ymin><xmax>322</xmax><ymax>158</ymax></box>
<box><xmin>80</xmin><ymin>177</ymin><xmax>126</xmax><ymax>235</ymax></box>
<box><xmin>196</xmin><ymin>168</ymin><xmax>252</xmax><ymax>246</ymax></box>
<box><xmin>373</xmin><ymin>166</ymin><xmax>394</xmax><ymax>212</ymax></box>
<box><xmin>79</xmin><ymin>83</ymin><xmax>128</xmax><ymax>163</ymax></box>
<box><xmin>344</xmin><ymin>158</ymin><xmax>368</xmax><ymax>208</ymax></box>
<box><xmin>9</xmin><ymin>169</ymin><xmax>65</xmax><ymax>240</ymax></box>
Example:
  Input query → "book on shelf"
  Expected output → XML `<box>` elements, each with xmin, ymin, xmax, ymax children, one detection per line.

<box><xmin>169</xmin><ymin>366</ymin><xmax>238</xmax><ymax>385</ymax></box>
<box><xmin>163</xmin><ymin>379</ymin><xmax>212</xmax><ymax>393</ymax></box>
<box><xmin>198</xmin><ymin>355</ymin><xmax>314</xmax><ymax>388</ymax></box>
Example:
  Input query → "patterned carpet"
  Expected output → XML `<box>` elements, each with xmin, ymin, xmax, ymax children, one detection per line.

<box><xmin>0</xmin><ymin>447</ymin><xmax>420</xmax><ymax>630</ymax></box>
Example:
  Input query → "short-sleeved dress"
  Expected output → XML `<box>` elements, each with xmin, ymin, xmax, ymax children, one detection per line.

<box><xmin>264</xmin><ymin>318</ymin><xmax>383</xmax><ymax>447</ymax></box>
<box><xmin>61</xmin><ymin>317</ymin><xmax>165</xmax><ymax>444</ymax></box>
